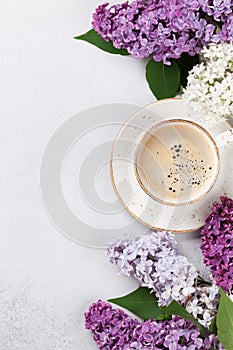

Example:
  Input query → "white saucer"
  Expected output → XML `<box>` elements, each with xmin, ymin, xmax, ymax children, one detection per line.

<box><xmin>110</xmin><ymin>99</ymin><xmax>233</xmax><ymax>233</ymax></box>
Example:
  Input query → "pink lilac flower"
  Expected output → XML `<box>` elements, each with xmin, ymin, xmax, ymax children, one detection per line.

<box><xmin>201</xmin><ymin>196</ymin><xmax>233</xmax><ymax>294</ymax></box>
<box><xmin>92</xmin><ymin>0</ymin><xmax>217</xmax><ymax>64</ymax></box>
<box><xmin>85</xmin><ymin>300</ymin><xmax>224</xmax><ymax>349</ymax></box>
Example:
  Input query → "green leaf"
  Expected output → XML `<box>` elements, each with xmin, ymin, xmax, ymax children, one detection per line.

<box><xmin>74</xmin><ymin>29</ymin><xmax>129</xmax><ymax>56</ymax></box>
<box><xmin>164</xmin><ymin>300</ymin><xmax>206</xmax><ymax>335</ymax></box>
<box><xmin>108</xmin><ymin>287</ymin><xmax>205</xmax><ymax>334</ymax></box>
<box><xmin>209</xmin><ymin>316</ymin><xmax>217</xmax><ymax>335</ymax></box>
<box><xmin>176</xmin><ymin>53</ymin><xmax>199</xmax><ymax>88</ymax></box>
<box><xmin>217</xmin><ymin>288</ymin><xmax>233</xmax><ymax>350</ymax></box>
<box><xmin>146</xmin><ymin>58</ymin><xmax>180</xmax><ymax>100</ymax></box>
<box><xmin>108</xmin><ymin>287</ymin><xmax>167</xmax><ymax>321</ymax></box>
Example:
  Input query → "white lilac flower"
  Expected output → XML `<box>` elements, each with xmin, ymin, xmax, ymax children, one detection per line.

<box><xmin>107</xmin><ymin>231</ymin><xmax>220</xmax><ymax>328</ymax></box>
<box><xmin>185</xmin><ymin>298</ymin><xmax>204</xmax><ymax>319</ymax></box>
<box><xmin>184</xmin><ymin>282</ymin><xmax>219</xmax><ymax>328</ymax></box>
<box><xmin>183</xmin><ymin>43</ymin><xmax>233</xmax><ymax>127</ymax></box>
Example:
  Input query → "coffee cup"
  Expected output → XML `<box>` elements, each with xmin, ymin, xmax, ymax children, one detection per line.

<box><xmin>134</xmin><ymin>119</ymin><xmax>220</xmax><ymax>206</ymax></box>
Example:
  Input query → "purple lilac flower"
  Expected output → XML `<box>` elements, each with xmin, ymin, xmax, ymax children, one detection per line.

<box><xmin>92</xmin><ymin>0</ymin><xmax>217</xmax><ymax>64</ymax></box>
<box><xmin>107</xmin><ymin>231</ymin><xmax>219</xmax><ymax>328</ymax></box>
<box><xmin>85</xmin><ymin>300</ymin><xmax>224</xmax><ymax>349</ymax></box>
<box><xmin>85</xmin><ymin>300</ymin><xmax>138</xmax><ymax>349</ymax></box>
<box><xmin>201</xmin><ymin>196</ymin><xmax>233</xmax><ymax>294</ymax></box>
<box><xmin>216</xmin><ymin>14</ymin><xmax>233</xmax><ymax>42</ymax></box>
<box><xmin>107</xmin><ymin>231</ymin><xmax>197</xmax><ymax>307</ymax></box>
<box><xmin>107</xmin><ymin>231</ymin><xmax>176</xmax><ymax>278</ymax></box>
<box><xmin>200</xmin><ymin>0</ymin><xmax>233</xmax><ymax>21</ymax></box>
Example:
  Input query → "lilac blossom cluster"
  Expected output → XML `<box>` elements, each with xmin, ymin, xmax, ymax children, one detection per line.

<box><xmin>107</xmin><ymin>231</ymin><xmax>219</xmax><ymax>328</ymax></box>
<box><xmin>201</xmin><ymin>196</ymin><xmax>233</xmax><ymax>295</ymax></box>
<box><xmin>218</xmin><ymin>15</ymin><xmax>233</xmax><ymax>42</ymax></box>
<box><xmin>92</xmin><ymin>0</ymin><xmax>233</xmax><ymax>64</ymax></box>
<box><xmin>85</xmin><ymin>299</ymin><xmax>224</xmax><ymax>349</ymax></box>
<box><xmin>183</xmin><ymin>43</ymin><xmax>233</xmax><ymax>126</ymax></box>
<box><xmin>185</xmin><ymin>281</ymin><xmax>219</xmax><ymax>327</ymax></box>
<box><xmin>200</xmin><ymin>0</ymin><xmax>233</xmax><ymax>21</ymax></box>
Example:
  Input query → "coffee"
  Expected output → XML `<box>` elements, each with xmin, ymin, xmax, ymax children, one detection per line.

<box><xmin>135</xmin><ymin>119</ymin><xmax>219</xmax><ymax>205</ymax></box>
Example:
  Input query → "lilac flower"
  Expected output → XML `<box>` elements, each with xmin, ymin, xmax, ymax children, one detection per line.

<box><xmin>204</xmin><ymin>334</ymin><xmax>225</xmax><ymax>350</ymax></box>
<box><xmin>152</xmin><ymin>254</ymin><xmax>198</xmax><ymax>306</ymax></box>
<box><xmin>85</xmin><ymin>300</ymin><xmax>138</xmax><ymax>349</ymax></box>
<box><xmin>85</xmin><ymin>300</ymin><xmax>224</xmax><ymax>349</ymax></box>
<box><xmin>216</xmin><ymin>14</ymin><xmax>233</xmax><ymax>42</ymax></box>
<box><xmin>185</xmin><ymin>281</ymin><xmax>219</xmax><ymax>327</ymax></box>
<box><xmin>183</xmin><ymin>43</ymin><xmax>233</xmax><ymax>125</ymax></box>
<box><xmin>107</xmin><ymin>231</ymin><xmax>219</xmax><ymax>328</ymax></box>
<box><xmin>107</xmin><ymin>231</ymin><xmax>176</xmax><ymax>277</ymax></box>
<box><xmin>201</xmin><ymin>196</ymin><xmax>233</xmax><ymax>294</ymax></box>
<box><xmin>200</xmin><ymin>0</ymin><xmax>233</xmax><ymax>21</ymax></box>
<box><xmin>107</xmin><ymin>232</ymin><xmax>197</xmax><ymax>307</ymax></box>
<box><xmin>92</xmin><ymin>0</ymin><xmax>217</xmax><ymax>64</ymax></box>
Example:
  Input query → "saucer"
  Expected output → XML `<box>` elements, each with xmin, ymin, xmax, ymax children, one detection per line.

<box><xmin>110</xmin><ymin>99</ymin><xmax>233</xmax><ymax>232</ymax></box>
